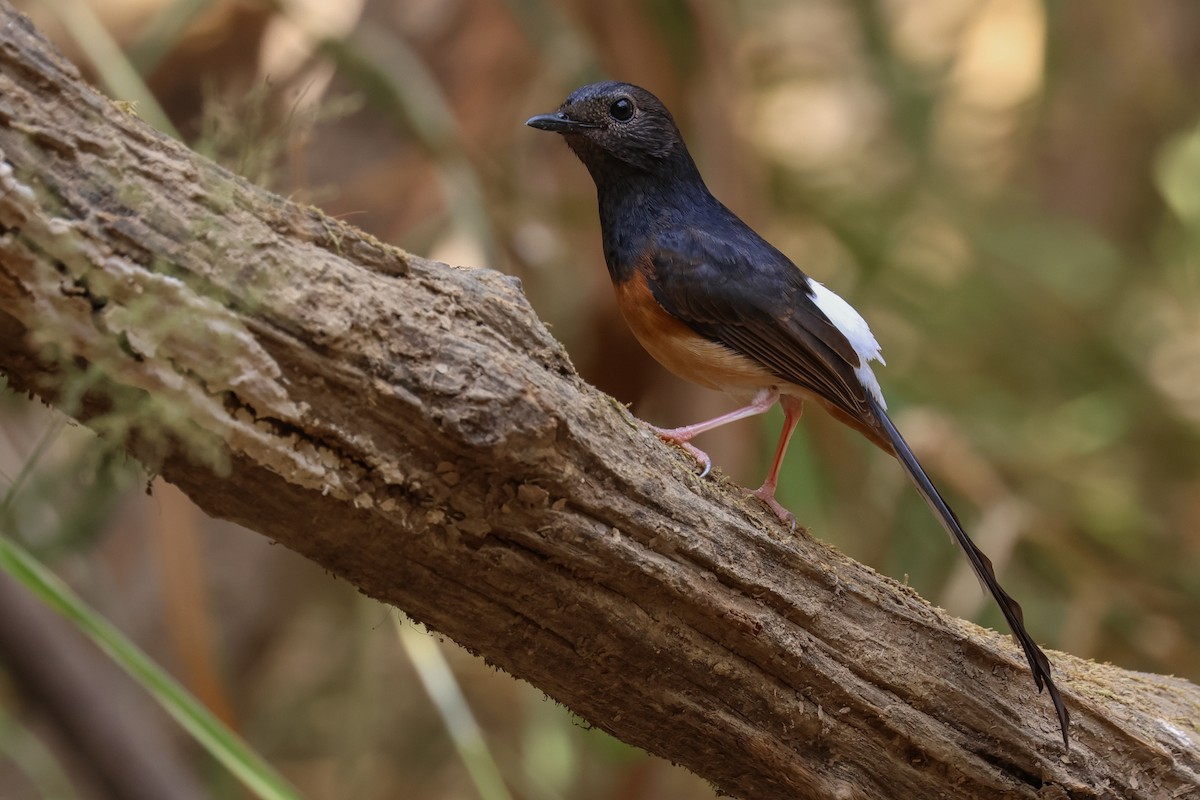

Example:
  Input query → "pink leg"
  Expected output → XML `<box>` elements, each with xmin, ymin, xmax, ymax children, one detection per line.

<box><xmin>748</xmin><ymin>394</ymin><xmax>804</xmax><ymax>528</ymax></box>
<box><xmin>649</xmin><ymin>388</ymin><xmax>778</xmax><ymax>478</ymax></box>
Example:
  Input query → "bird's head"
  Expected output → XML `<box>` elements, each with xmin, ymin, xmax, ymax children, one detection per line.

<box><xmin>526</xmin><ymin>81</ymin><xmax>687</xmax><ymax>175</ymax></box>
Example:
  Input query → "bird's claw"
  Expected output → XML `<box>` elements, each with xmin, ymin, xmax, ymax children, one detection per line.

<box><xmin>747</xmin><ymin>485</ymin><xmax>796</xmax><ymax>531</ymax></box>
<box><xmin>649</xmin><ymin>426</ymin><xmax>713</xmax><ymax>477</ymax></box>
<box><xmin>680</xmin><ymin>442</ymin><xmax>712</xmax><ymax>478</ymax></box>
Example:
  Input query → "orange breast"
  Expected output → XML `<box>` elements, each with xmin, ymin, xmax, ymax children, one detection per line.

<box><xmin>612</xmin><ymin>268</ymin><xmax>777</xmax><ymax>393</ymax></box>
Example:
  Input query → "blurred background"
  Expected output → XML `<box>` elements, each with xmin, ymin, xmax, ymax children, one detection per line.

<box><xmin>2</xmin><ymin>0</ymin><xmax>1200</xmax><ymax>797</ymax></box>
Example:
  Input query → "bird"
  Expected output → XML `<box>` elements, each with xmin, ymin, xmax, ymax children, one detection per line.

<box><xmin>525</xmin><ymin>80</ymin><xmax>1068</xmax><ymax>747</ymax></box>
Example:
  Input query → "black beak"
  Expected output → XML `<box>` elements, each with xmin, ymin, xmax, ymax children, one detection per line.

<box><xmin>525</xmin><ymin>111</ymin><xmax>597</xmax><ymax>133</ymax></box>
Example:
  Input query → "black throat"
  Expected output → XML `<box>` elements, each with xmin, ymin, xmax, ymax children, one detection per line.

<box><xmin>567</xmin><ymin>138</ymin><xmax>715</xmax><ymax>284</ymax></box>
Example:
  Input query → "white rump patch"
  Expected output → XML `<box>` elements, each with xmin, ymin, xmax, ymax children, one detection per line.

<box><xmin>807</xmin><ymin>280</ymin><xmax>887</xmax><ymax>408</ymax></box>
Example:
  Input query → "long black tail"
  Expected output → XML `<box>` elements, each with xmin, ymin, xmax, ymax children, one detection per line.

<box><xmin>868</xmin><ymin>396</ymin><xmax>1069</xmax><ymax>747</ymax></box>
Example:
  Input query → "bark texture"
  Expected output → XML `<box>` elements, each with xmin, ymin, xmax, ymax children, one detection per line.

<box><xmin>0</xmin><ymin>5</ymin><xmax>1198</xmax><ymax>799</ymax></box>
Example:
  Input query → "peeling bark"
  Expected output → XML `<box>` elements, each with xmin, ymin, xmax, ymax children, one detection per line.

<box><xmin>0</xmin><ymin>5</ymin><xmax>1197</xmax><ymax>799</ymax></box>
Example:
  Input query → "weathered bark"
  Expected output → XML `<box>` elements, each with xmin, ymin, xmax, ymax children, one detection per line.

<box><xmin>0</xmin><ymin>5</ymin><xmax>1197</xmax><ymax>799</ymax></box>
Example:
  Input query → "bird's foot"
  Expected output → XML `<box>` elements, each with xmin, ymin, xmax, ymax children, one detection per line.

<box><xmin>747</xmin><ymin>484</ymin><xmax>796</xmax><ymax>531</ymax></box>
<box><xmin>647</xmin><ymin>425</ymin><xmax>713</xmax><ymax>478</ymax></box>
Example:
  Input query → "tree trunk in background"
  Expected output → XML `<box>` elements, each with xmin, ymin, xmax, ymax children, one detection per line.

<box><xmin>0</xmin><ymin>5</ymin><xmax>1197</xmax><ymax>799</ymax></box>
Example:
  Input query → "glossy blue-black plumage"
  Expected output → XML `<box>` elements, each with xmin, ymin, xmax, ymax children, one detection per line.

<box><xmin>527</xmin><ymin>80</ymin><xmax>1069</xmax><ymax>747</ymax></box>
<box><xmin>558</xmin><ymin>84</ymin><xmax>877</xmax><ymax>427</ymax></box>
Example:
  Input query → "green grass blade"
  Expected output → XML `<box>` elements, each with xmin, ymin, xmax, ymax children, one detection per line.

<box><xmin>40</xmin><ymin>0</ymin><xmax>181</xmax><ymax>139</ymax></box>
<box><xmin>395</xmin><ymin>616</ymin><xmax>514</xmax><ymax>800</ymax></box>
<box><xmin>0</xmin><ymin>535</ymin><xmax>302</xmax><ymax>800</ymax></box>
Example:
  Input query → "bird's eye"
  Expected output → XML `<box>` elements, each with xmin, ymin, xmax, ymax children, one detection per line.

<box><xmin>609</xmin><ymin>97</ymin><xmax>634</xmax><ymax>122</ymax></box>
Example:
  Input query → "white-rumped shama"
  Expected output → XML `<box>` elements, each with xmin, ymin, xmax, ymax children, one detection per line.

<box><xmin>527</xmin><ymin>80</ymin><xmax>1068</xmax><ymax>747</ymax></box>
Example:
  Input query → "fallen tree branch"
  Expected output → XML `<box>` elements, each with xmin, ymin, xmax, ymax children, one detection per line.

<box><xmin>0</xmin><ymin>5</ymin><xmax>1197</xmax><ymax>798</ymax></box>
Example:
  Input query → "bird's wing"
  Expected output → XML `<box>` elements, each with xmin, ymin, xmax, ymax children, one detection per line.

<box><xmin>645</xmin><ymin>225</ymin><xmax>874</xmax><ymax>425</ymax></box>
